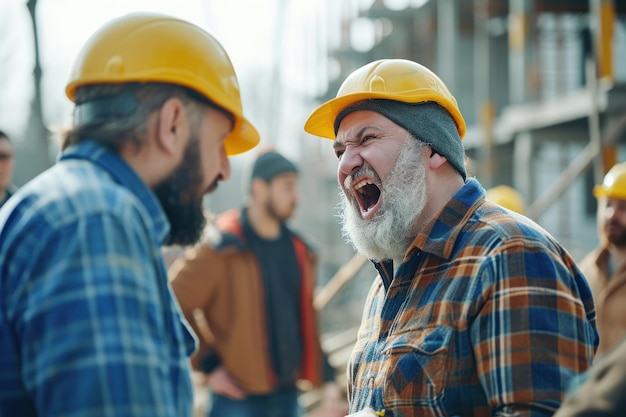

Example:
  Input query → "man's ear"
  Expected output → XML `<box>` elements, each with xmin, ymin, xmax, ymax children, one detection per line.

<box><xmin>428</xmin><ymin>149</ymin><xmax>448</xmax><ymax>170</ymax></box>
<box><xmin>156</xmin><ymin>97</ymin><xmax>187</xmax><ymax>156</ymax></box>
<box><xmin>250</xmin><ymin>177</ymin><xmax>268</xmax><ymax>199</ymax></box>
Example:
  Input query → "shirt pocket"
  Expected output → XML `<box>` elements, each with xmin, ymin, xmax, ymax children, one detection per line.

<box><xmin>381</xmin><ymin>325</ymin><xmax>453</xmax><ymax>416</ymax></box>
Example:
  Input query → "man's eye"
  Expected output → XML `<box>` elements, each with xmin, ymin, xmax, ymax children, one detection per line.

<box><xmin>335</xmin><ymin>150</ymin><xmax>344</xmax><ymax>160</ymax></box>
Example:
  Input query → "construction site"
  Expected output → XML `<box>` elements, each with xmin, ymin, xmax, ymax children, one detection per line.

<box><xmin>2</xmin><ymin>0</ymin><xmax>626</xmax><ymax>414</ymax></box>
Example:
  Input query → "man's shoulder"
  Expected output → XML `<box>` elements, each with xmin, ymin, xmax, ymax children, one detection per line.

<box><xmin>287</xmin><ymin>227</ymin><xmax>317</xmax><ymax>255</ymax></box>
<box><xmin>215</xmin><ymin>209</ymin><xmax>243</xmax><ymax>235</ymax></box>
<box><xmin>3</xmin><ymin>161</ymin><xmax>137</xmax><ymax>233</ymax></box>
<box><xmin>468</xmin><ymin>202</ymin><xmax>558</xmax><ymax>247</ymax></box>
<box><xmin>578</xmin><ymin>247</ymin><xmax>604</xmax><ymax>276</ymax></box>
<box><xmin>212</xmin><ymin>209</ymin><xmax>245</xmax><ymax>249</ymax></box>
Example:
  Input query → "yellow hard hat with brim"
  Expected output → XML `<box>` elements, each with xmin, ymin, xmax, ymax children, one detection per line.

<box><xmin>65</xmin><ymin>12</ymin><xmax>259</xmax><ymax>156</ymax></box>
<box><xmin>304</xmin><ymin>59</ymin><xmax>466</xmax><ymax>140</ymax></box>
<box><xmin>593</xmin><ymin>162</ymin><xmax>626</xmax><ymax>200</ymax></box>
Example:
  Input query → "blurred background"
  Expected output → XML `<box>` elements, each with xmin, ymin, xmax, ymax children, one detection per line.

<box><xmin>2</xmin><ymin>0</ymin><xmax>626</xmax><ymax>400</ymax></box>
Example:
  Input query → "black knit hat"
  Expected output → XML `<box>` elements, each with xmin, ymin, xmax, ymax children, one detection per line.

<box><xmin>334</xmin><ymin>99</ymin><xmax>466</xmax><ymax>180</ymax></box>
<box><xmin>251</xmin><ymin>151</ymin><xmax>298</xmax><ymax>182</ymax></box>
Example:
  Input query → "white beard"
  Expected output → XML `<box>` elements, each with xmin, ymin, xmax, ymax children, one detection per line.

<box><xmin>339</xmin><ymin>139</ymin><xmax>428</xmax><ymax>263</ymax></box>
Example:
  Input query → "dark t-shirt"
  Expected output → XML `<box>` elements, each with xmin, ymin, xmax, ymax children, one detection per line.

<box><xmin>243</xmin><ymin>218</ymin><xmax>303</xmax><ymax>388</ymax></box>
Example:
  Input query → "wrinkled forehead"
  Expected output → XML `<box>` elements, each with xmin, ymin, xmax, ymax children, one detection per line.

<box><xmin>335</xmin><ymin>110</ymin><xmax>402</xmax><ymax>141</ymax></box>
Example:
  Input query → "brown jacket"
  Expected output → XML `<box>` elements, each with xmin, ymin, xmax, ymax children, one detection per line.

<box><xmin>579</xmin><ymin>247</ymin><xmax>626</xmax><ymax>356</ymax></box>
<box><xmin>553</xmin><ymin>336</ymin><xmax>626</xmax><ymax>416</ymax></box>
<box><xmin>169</xmin><ymin>209</ymin><xmax>327</xmax><ymax>394</ymax></box>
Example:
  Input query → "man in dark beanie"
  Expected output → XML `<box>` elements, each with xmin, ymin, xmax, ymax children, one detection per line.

<box><xmin>304</xmin><ymin>59</ymin><xmax>597</xmax><ymax>417</ymax></box>
<box><xmin>169</xmin><ymin>150</ymin><xmax>347</xmax><ymax>417</ymax></box>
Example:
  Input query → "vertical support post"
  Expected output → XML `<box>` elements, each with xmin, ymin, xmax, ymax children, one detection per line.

<box><xmin>437</xmin><ymin>0</ymin><xmax>456</xmax><ymax>92</ymax></box>
<box><xmin>474</xmin><ymin>0</ymin><xmax>493</xmax><ymax>187</ymax></box>
<box><xmin>591</xmin><ymin>0</ymin><xmax>615</xmax><ymax>82</ymax></box>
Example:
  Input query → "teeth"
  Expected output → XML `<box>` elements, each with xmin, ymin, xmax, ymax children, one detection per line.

<box><xmin>354</xmin><ymin>180</ymin><xmax>373</xmax><ymax>191</ymax></box>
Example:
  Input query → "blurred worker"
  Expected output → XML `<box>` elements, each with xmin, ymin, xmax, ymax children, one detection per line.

<box><xmin>553</xmin><ymin>335</ymin><xmax>626</xmax><ymax>416</ymax></box>
<box><xmin>578</xmin><ymin>161</ymin><xmax>626</xmax><ymax>357</ymax></box>
<box><xmin>0</xmin><ymin>13</ymin><xmax>258</xmax><ymax>417</ymax></box>
<box><xmin>485</xmin><ymin>184</ymin><xmax>525</xmax><ymax>214</ymax></box>
<box><xmin>169</xmin><ymin>150</ymin><xmax>346</xmax><ymax>417</ymax></box>
<box><xmin>0</xmin><ymin>130</ymin><xmax>16</xmax><ymax>208</ymax></box>
<box><xmin>303</xmin><ymin>58</ymin><xmax>598</xmax><ymax>417</ymax></box>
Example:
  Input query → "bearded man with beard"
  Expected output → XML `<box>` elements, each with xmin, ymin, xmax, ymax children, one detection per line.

<box><xmin>169</xmin><ymin>150</ymin><xmax>346</xmax><ymax>417</ymax></box>
<box><xmin>577</xmin><ymin>161</ymin><xmax>626</xmax><ymax>357</ymax></box>
<box><xmin>304</xmin><ymin>59</ymin><xmax>598</xmax><ymax>417</ymax></box>
<box><xmin>0</xmin><ymin>13</ymin><xmax>259</xmax><ymax>417</ymax></box>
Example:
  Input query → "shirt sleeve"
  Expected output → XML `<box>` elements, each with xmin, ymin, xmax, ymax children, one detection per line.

<box><xmin>9</xmin><ymin>211</ymin><xmax>180</xmax><ymax>417</ymax></box>
<box><xmin>470</xmin><ymin>240</ymin><xmax>597</xmax><ymax>416</ymax></box>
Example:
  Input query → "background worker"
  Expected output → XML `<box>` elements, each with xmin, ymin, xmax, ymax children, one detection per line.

<box><xmin>553</xmin><ymin>335</ymin><xmax>626</xmax><ymax>416</ymax></box>
<box><xmin>0</xmin><ymin>13</ymin><xmax>259</xmax><ymax>417</ymax></box>
<box><xmin>0</xmin><ymin>130</ymin><xmax>16</xmax><ymax>208</ymax></box>
<box><xmin>304</xmin><ymin>58</ymin><xmax>597</xmax><ymax>417</ymax></box>
<box><xmin>169</xmin><ymin>150</ymin><xmax>346</xmax><ymax>417</ymax></box>
<box><xmin>578</xmin><ymin>161</ymin><xmax>626</xmax><ymax>356</ymax></box>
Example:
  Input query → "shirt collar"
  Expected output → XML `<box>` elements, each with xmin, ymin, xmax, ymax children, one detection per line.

<box><xmin>371</xmin><ymin>178</ymin><xmax>486</xmax><ymax>283</ymax></box>
<box><xmin>59</xmin><ymin>140</ymin><xmax>170</xmax><ymax>245</ymax></box>
<box><xmin>409</xmin><ymin>178</ymin><xmax>485</xmax><ymax>260</ymax></box>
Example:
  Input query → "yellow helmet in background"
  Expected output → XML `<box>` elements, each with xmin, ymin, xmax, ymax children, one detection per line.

<box><xmin>304</xmin><ymin>59</ymin><xmax>466</xmax><ymax>140</ymax></box>
<box><xmin>485</xmin><ymin>185</ymin><xmax>525</xmax><ymax>214</ymax></box>
<box><xmin>593</xmin><ymin>162</ymin><xmax>626</xmax><ymax>200</ymax></box>
<box><xmin>65</xmin><ymin>12</ymin><xmax>259</xmax><ymax>156</ymax></box>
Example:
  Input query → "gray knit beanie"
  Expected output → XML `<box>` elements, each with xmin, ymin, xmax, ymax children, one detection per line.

<box><xmin>251</xmin><ymin>151</ymin><xmax>298</xmax><ymax>182</ymax></box>
<box><xmin>334</xmin><ymin>99</ymin><xmax>466</xmax><ymax>180</ymax></box>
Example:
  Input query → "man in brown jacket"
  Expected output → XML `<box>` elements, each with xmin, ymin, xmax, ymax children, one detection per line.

<box><xmin>578</xmin><ymin>161</ymin><xmax>626</xmax><ymax>357</ymax></box>
<box><xmin>169</xmin><ymin>151</ymin><xmax>345</xmax><ymax>417</ymax></box>
<box><xmin>553</xmin><ymin>336</ymin><xmax>626</xmax><ymax>416</ymax></box>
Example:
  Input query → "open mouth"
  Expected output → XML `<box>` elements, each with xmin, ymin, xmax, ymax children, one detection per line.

<box><xmin>352</xmin><ymin>178</ymin><xmax>381</xmax><ymax>218</ymax></box>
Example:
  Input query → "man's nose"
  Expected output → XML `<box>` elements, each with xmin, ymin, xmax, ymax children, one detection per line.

<box><xmin>338</xmin><ymin>146</ymin><xmax>363</xmax><ymax>176</ymax></box>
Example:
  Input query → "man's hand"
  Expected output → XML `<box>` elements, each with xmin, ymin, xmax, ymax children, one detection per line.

<box><xmin>319</xmin><ymin>382</ymin><xmax>349</xmax><ymax>416</ymax></box>
<box><xmin>205</xmin><ymin>365</ymin><xmax>246</xmax><ymax>399</ymax></box>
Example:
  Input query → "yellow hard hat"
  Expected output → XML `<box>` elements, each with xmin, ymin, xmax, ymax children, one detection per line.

<box><xmin>65</xmin><ymin>12</ymin><xmax>259</xmax><ymax>156</ymax></box>
<box><xmin>485</xmin><ymin>185</ymin><xmax>525</xmax><ymax>214</ymax></box>
<box><xmin>304</xmin><ymin>59</ymin><xmax>466</xmax><ymax>140</ymax></box>
<box><xmin>593</xmin><ymin>162</ymin><xmax>626</xmax><ymax>200</ymax></box>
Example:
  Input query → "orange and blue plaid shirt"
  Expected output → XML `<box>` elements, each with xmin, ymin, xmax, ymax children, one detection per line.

<box><xmin>347</xmin><ymin>179</ymin><xmax>598</xmax><ymax>417</ymax></box>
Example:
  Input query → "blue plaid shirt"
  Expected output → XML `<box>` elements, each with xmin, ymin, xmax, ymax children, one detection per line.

<box><xmin>0</xmin><ymin>141</ymin><xmax>196</xmax><ymax>417</ymax></box>
<box><xmin>348</xmin><ymin>179</ymin><xmax>598</xmax><ymax>417</ymax></box>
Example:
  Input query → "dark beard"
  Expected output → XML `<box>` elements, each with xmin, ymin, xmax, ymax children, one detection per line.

<box><xmin>607</xmin><ymin>222</ymin><xmax>626</xmax><ymax>247</ymax></box>
<box><xmin>154</xmin><ymin>138</ymin><xmax>206</xmax><ymax>246</ymax></box>
<box><xmin>265</xmin><ymin>199</ymin><xmax>294</xmax><ymax>223</ymax></box>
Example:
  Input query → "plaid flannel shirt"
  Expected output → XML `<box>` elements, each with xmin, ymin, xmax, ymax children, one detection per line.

<box><xmin>347</xmin><ymin>178</ymin><xmax>598</xmax><ymax>417</ymax></box>
<box><xmin>0</xmin><ymin>141</ymin><xmax>196</xmax><ymax>417</ymax></box>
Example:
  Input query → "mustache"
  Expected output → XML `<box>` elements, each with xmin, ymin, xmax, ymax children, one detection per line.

<box><xmin>344</xmin><ymin>165</ymin><xmax>378</xmax><ymax>187</ymax></box>
<box><xmin>205</xmin><ymin>179</ymin><xmax>220</xmax><ymax>194</ymax></box>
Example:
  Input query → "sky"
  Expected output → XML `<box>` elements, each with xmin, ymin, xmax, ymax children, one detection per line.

<box><xmin>0</xmin><ymin>0</ymin><xmax>278</xmax><ymax>139</ymax></box>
